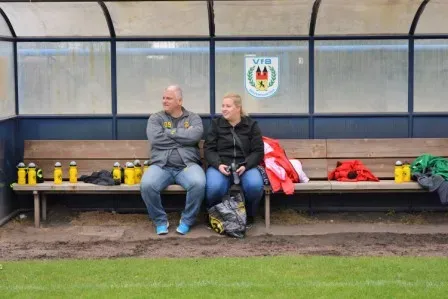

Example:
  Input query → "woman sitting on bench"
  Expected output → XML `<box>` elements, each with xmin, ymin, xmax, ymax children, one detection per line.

<box><xmin>204</xmin><ymin>93</ymin><xmax>265</xmax><ymax>227</ymax></box>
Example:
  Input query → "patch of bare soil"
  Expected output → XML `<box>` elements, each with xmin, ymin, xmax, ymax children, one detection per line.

<box><xmin>2</xmin><ymin>207</ymin><xmax>448</xmax><ymax>261</ymax></box>
<box><xmin>271</xmin><ymin>209</ymin><xmax>448</xmax><ymax>225</ymax></box>
<box><xmin>2</xmin><ymin>233</ymin><xmax>448</xmax><ymax>261</ymax></box>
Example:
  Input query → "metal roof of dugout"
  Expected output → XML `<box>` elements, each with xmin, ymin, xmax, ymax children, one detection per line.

<box><xmin>0</xmin><ymin>0</ymin><xmax>446</xmax><ymax>41</ymax></box>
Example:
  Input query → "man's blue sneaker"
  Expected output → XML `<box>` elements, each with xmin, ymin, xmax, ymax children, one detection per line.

<box><xmin>156</xmin><ymin>222</ymin><xmax>169</xmax><ymax>235</ymax></box>
<box><xmin>176</xmin><ymin>222</ymin><xmax>190</xmax><ymax>235</ymax></box>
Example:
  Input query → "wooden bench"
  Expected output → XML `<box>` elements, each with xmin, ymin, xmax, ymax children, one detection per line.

<box><xmin>11</xmin><ymin>139</ymin><xmax>327</xmax><ymax>229</ymax></box>
<box><xmin>12</xmin><ymin>138</ymin><xmax>447</xmax><ymax>229</ymax></box>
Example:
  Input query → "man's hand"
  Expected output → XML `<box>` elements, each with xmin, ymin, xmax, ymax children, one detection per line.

<box><xmin>218</xmin><ymin>164</ymin><xmax>230</xmax><ymax>176</ymax></box>
<box><xmin>236</xmin><ymin>166</ymin><xmax>246</xmax><ymax>176</ymax></box>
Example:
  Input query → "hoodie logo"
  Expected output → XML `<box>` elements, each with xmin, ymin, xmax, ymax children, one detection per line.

<box><xmin>184</xmin><ymin>121</ymin><xmax>190</xmax><ymax>129</ymax></box>
<box><xmin>163</xmin><ymin>121</ymin><xmax>172</xmax><ymax>129</ymax></box>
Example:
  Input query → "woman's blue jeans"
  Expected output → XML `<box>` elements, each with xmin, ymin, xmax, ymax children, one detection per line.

<box><xmin>205</xmin><ymin>167</ymin><xmax>264</xmax><ymax>217</ymax></box>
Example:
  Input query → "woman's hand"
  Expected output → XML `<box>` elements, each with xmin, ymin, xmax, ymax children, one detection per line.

<box><xmin>218</xmin><ymin>164</ymin><xmax>231</xmax><ymax>176</ymax></box>
<box><xmin>236</xmin><ymin>165</ymin><xmax>246</xmax><ymax>176</ymax></box>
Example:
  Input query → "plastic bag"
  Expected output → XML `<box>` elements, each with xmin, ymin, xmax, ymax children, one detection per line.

<box><xmin>208</xmin><ymin>192</ymin><xmax>247</xmax><ymax>238</ymax></box>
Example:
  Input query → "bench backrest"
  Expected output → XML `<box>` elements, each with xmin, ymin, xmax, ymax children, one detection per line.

<box><xmin>23</xmin><ymin>139</ymin><xmax>329</xmax><ymax>180</ymax></box>
<box><xmin>278</xmin><ymin>139</ymin><xmax>327</xmax><ymax>180</ymax></box>
<box><xmin>23</xmin><ymin>138</ymin><xmax>448</xmax><ymax>181</ymax></box>
<box><xmin>24</xmin><ymin>140</ymin><xmax>151</xmax><ymax>180</ymax></box>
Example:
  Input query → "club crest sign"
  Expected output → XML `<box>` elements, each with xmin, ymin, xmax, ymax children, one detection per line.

<box><xmin>245</xmin><ymin>57</ymin><xmax>279</xmax><ymax>98</ymax></box>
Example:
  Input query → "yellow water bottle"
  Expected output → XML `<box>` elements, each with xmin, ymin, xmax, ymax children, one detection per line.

<box><xmin>54</xmin><ymin>162</ymin><xmax>63</xmax><ymax>184</ymax></box>
<box><xmin>27</xmin><ymin>162</ymin><xmax>37</xmax><ymax>185</ymax></box>
<box><xmin>134</xmin><ymin>159</ymin><xmax>142</xmax><ymax>184</ymax></box>
<box><xmin>112</xmin><ymin>162</ymin><xmax>121</xmax><ymax>185</ymax></box>
<box><xmin>69</xmin><ymin>161</ymin><xmax>78</xmax><ymax>183</ymax></box>
<box><xmin>402</xmin><ymin>161</ymin><xmax>411</xmax><ymax>182</ymax></box>
<box><xmin>124</xmin><ymin>162</ymin><xmax>135</xmax><ymax>185</ymax></box>
<box><xmin>394</xmin><ymin>161</ymin><xmax>403</xmax><ymax>183</ymax></box>
<box><xmin>17</xmin><ymin>162</ymin><xmax>27</xmax><ymax>185</ymax></box>
<box><xmin>124</xmin><ymin>162</ymin><xmax>128</xmax><ymax>185</ymax></box>
<box><xmin>143</xmin><ymin>160</ymin><xmax>150</xmax><ymax>173</ymax></box>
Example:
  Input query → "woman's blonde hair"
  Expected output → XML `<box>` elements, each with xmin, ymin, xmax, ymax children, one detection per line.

<box><xmin>223</xmin><ymin>93</ymin><xmax>248</xmax><ymax>117</ymax></box>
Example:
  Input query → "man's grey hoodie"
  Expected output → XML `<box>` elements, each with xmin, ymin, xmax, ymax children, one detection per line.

<box><xmin>146</xmin><ymin>107</ymin><xmax>203</xmax><ymax>168</ymax></box>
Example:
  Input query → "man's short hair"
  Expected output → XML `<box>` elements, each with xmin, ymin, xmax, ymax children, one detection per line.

<box><xmin>165</xmin><ymin>85</ymin><xmax>183</xmax><ymax>100</ymax></box>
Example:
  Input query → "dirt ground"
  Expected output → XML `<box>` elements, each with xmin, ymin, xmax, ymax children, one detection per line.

<box><xmin>2</xmin><ymin>206</ymin><xmax>448</xmax><ymax>261</ymax></box>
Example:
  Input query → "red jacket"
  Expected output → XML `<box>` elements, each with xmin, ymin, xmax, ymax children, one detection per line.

<box><xmin>262</xmin><ymin>137</ymin><xmax>299</xmax><ymax>194</ymax></box>
<box><xmin>328</xmin><ymin>160</ymin><xmax>379</xmax><ymax>182</ymax></box>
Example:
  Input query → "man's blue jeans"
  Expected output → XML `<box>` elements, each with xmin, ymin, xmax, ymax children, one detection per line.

<box><xmin>205</xmin><ymin>167</ymin><xmax>264</xmax><ymax>217</ymax></box>
<box><xmin>140</xmin><ymin>164</ymin><xmax>206</xmax><ymax>227</ymax></box>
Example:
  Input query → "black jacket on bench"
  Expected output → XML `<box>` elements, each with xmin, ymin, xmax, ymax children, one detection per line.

<box><xmin>204</xmin><ymin>116</ymin><xmax>264</xmax><ymax>170</ymax></box>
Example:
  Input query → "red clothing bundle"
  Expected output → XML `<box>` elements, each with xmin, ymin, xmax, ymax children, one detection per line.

<box><xmin>262</xmin><ymin>136</ymin><xmax>299</xmax><ymax>194</ymax></box>
<box><xmin>328</xmin><ymin>160</ymin><xmax>379</xmax><ymax>182</ymax></box>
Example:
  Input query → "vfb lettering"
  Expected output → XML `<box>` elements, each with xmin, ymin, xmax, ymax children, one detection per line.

<box><xmin>252</xmin><ymin>58</ymin><xmax>272</xmax><ymax>65</ymax></box>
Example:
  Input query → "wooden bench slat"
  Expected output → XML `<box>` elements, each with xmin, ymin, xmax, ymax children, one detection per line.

<box><xmin>279</xmin><ymin>139</ymin><xmax>327</xmax><ymax>159</ymax></box>
<box><xmin>24</xmin><ymin>140</ymin><xmax>205</xmax><ymax>160</ymax></box>
<box><xmin>293</xmin><ymin>181</ymin><xmax>331</xmax><ymax>191</ymax></box>
<box><xmin>299</xmin><ymin>158</ymin><xmax>328</xmax><ymax>180</ymax></box>
<box><xmin>13</xmin><ymin>181</ymin><xmax>146</xmax><ymax>192</ymax></box>
<box><xmin>330</xmin><ymin>180</ymin><xmax>423</xmax><ymax>191</ymax></box>
<box><xmin>327</xmin><ymin>138</ymin><xmax>448</xmax><ymax>158</ymax></box>
<box><xmin>12</xmin><ymin>181</ymin><xmax>242</xmax><ymax>193</ymax></box>
<box><xmin>24</xmin><ymin>140</ymin><xmax>150</xmax><ymax>159</ymax></box>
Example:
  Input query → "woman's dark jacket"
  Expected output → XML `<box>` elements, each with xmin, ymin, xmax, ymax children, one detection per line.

<box><xmin>204</xmin><ymin>116</ymin><xmax>264</xmax><ymax>170</ymax></box>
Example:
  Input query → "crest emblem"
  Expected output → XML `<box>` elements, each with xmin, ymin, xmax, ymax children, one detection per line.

<box><xmin>245</xmin><ymin>56</ymin><xmax>279</xmax><ymax>98</ymax></box>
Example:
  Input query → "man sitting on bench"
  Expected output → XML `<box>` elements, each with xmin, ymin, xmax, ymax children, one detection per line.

<box><xmin>140</xmin><ymin>85</ymin><xmax>206</xmax><ymax>235</ymax></box>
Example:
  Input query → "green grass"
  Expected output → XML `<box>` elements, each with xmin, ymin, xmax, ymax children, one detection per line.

<box><xmin>1</xmin><ymin>256</ymin><xmax>448</xmax><ymax>298</ymax></box>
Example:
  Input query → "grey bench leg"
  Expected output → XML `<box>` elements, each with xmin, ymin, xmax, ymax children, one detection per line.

<box><xmin>41</xmin><ymin>194</ymin><xmax>47</xmax><ymax>221</ymax></box>
<box><xmin>33</xmin><ymin>191</ymin><xmax>40</xmax><ymax>228</ymax></box>
<box><xmin>265</xmin><ymin>190</ymin><xmax>271</xmax><ymax>230</ymax></box>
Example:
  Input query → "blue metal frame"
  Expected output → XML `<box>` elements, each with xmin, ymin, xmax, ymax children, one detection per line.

<box><xmin>98</xmin><ymin>1</ymin><xmax>116</xmax><ymax>38</ymax></box>
<box><xmin>7</xmin><ymin>0</ymin><xmax>448</xmax><ymax>141</ymax></box>
<box><xmin>307</xmin><ymin>0</ymin><xmax>321</xmax><ymax>139</ymax></box>
<box><xmin>0</xmin><ymin>7</ymin><xmax>16</xmax><ymax>37</ymax></box>
<box><xmin>97</xmin><ymin>1</ymin><xmax>118</xmax><ymax>139</ymax></box>
<box><xmin>308</xmin><ymin>38</ymin><xmax>315</xmax><ymax>139</ymax></box>
<box><xmin>408</xmin><ymin>37</ymin><xmax>415</xmax><ymax>138</ymax></box>
<box><xmin>116</xmin><ymin>114</ymin><xmax>212</xmax><ymax>119</ymax></box>
<box><xmin>313</xmin><ymin>113</ymin><xmax>409</xmax><ymax>118</ymax></box>
<box><xmin>15</xmin><ymin>37</ymin><xmax>111</xmax><ymax>42</ymax></box>
<box><xmin>309</xmin><ymin>0</ymin><xmax>322</xmax><ymax>37</ymax></box>
<box><xmin>115</xmin><ymin>36</ymin><xmax>210</xmax><ymax>42</ymax></box>
<box><xmin>208</xmin><ymin>0</ymin><xmax>216</xmax><ymax>117</ymax></box>
<box><xmin>410</xmin><ymin>0</ymin><xmax>431</xmax><ymax>35</ymax></box>
<box><xmin>13</xmin><ymin>41</ymin><xmax>18</xmax><ymax>115</ymax></box>
<box><xmin>16</xmin><ymin>115</ymin><xmax>113</xmax><ymax>119</ymax></box>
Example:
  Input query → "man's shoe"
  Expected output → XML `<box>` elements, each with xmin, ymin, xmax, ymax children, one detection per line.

<box><xmin>176</xmin><ymin>222</ymin><xmax>190</xmax><ymax>235</ymax></box>
<box><xmin>156</xmin><ymin>222</ymin><xmax>169</xmax><ymax>235</ymax></box>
